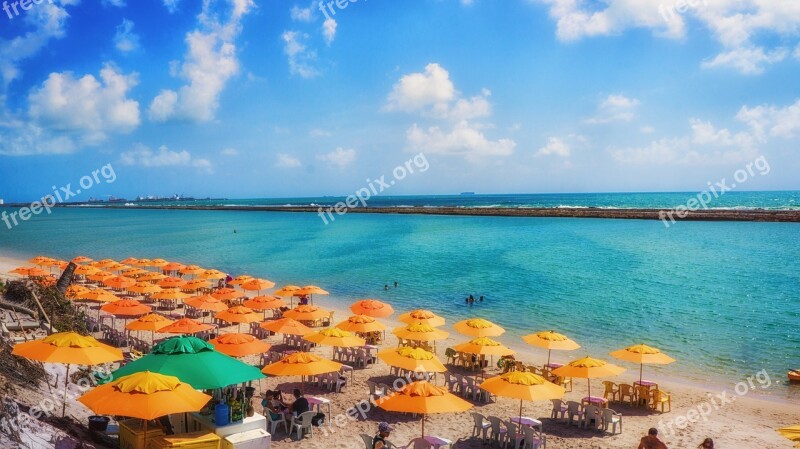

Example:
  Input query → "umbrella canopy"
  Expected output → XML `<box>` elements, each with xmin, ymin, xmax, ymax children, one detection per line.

<box><xmin>522</xmin><ymin>330</ymin><xmax>581</xmax><ymax>366</ymax></box>
<box><xmin>243</xmin><ymin>295</ymin><xmax>286</xmax><ymax>311</ymax></box>
<box><xmin>128</xmin><ymin>282</ymin><xmax>163</xmax><ymax>295</ymax></box>
<box><xmin>66</xmin><ymin>285</ymin><xmax>91</xmax><ymax>299</ymax></box>
<box><xmin>182</xmin><ymin>279</ymin><xmax>212</xmax><ymax>291</ymax></box>
<box><xmin>350</xmin><ymin>299</ymin><xmax>394</xmax><ymax>318</ymax></box>
<box><xmin>77</xmin><ymin>289</ymin><xmax>120</xmax><ymax>303</ymax></box>
<box><xmin>122</xmin><ymin>268</ymin><xmax>149</xmax><ymax>277</ymax></box>
<box><xmin>273</xmin><ymin>285</ymin><xmax>302</xmax><ymax>297</ymax></box>
<box><xmin>12</xmin><ymin>267</ymin><xmax>49</xmax><ymax>277</ymax></box>
<box><xmin>126</xmin><ymin>314</ymin><xmax>175</xmax><ymax>332</ymax></box>
<box><xmin>94</xmin><ymin>259</ymin><xmax>117</xmax><ymax>268</ymax></box>
<box><xmin>103</xmin><ymin>276</ymin><xmax>137</xmax><ymax>290</ymax></box>
<box><xmin>378</xmin><ymin>347</ymin><xmax>447</xmax><ymax>373</ymax></box>
<box><xmin>151</xmin><ymin>289</ymin><xmax>190</xmax><ymax>301</ymax></box>
<box><xmin>138</xmin><ymin>272</ymin><xmax>167</xmax><ymax>282</ymax></box>
<box><xmin>284</xmin><ymin>305</ymin><xmax>331</xmax><ymax>321</ymax></box>
<box><xmin>378</xmin><ymin>381</ymin><xmax>472</xmax><ymax>437</ymax></box>
<box><xmin>552</xmin><ymin>356</ymin><xmax>626</xmax><ymax>399</ymax></box>
<box><xmin>778</xmin><ymin>425</ymin><xmax>800</xmax><ymax>447</ymax></box>
<box><xmin>261</xmin><ymin>352</ymin><xmax>342</xmax><ymax>377</ymax></box>
<box><xmin>228</xmin><ymin>275</ymin><xmax>254</xmax><ymax>286</ymax></box>
<box><xmin>336</xmin><ymin>315</ymin><xmax>387</xmax><ymax>333</ymax></box>
<box><xmin>79</xmin><ymin>371</ymin><xmax>211</xmax><ymax>420</ymax></box>
<box><xmin>158</xmin><ymin>318</ymin><xmax>214</xmax><ymax>334</ymax></box>
<box><xmin>209</xmin><ymin>333</ymin><xmax>271</xmax><ymax>358</ymax></box>
<box><xmin>150</xmin><ymin>259</ymin><xmax>169</xmax><ymax>267</ymax></box>
<box><xmin>215</xmin><ymin>306</ymin><xmax>262</xmax><ymax>324</ymax></box>
<box><xmin>241</xmin><ymin>278</ymin><xmax>276</xmax><ymax>293</ymax></box>
<box><xmin>12</xmin><ymin>332</ymin><xmax>123</xmax><ymax>365</ymax></box>
<box><xmin>260</xmin><ymin>317</ymin><xmax>312</xmax><ymax>336</ymax></box>
<box><xmin>101</xmin><ymin>299</ymin><xmax>152</xmax><ymax>316</ymax></box>
<box><xmin>393</xmin><ymin>323</ymin><xmax>450</xmax><ymax>342</ymax></box>
<box><xmin>610</xmin><ymin>344</ymin><xmax>676</xmax><ymax>384</ymax></box>
<box><xmin>133</xmin><ymin>258</ymin><xmax>152</xmax><ymax>267</ymax></box>
<box><xmin>120</xmin><ymin>257</ymin><xmax>139</xmax><ymax>265</ymax></box>
<box><xmin>199</xmin><ymin>269</ymin><xmax>227</xmax><ymax>280</ymax></box>
<box><xmin>453</xmin><ymin>337</ymin><xmax>515</xmax><ymax>357</ymax></box>
<box><xmin>479</xmin><ymin>371</ymin><xmax>565</xmax><ymax>425</ymax></box>
<box><xmin>74</xmin><ymin>265</ymin><xmax>100</xmax><ymax>276</ymax></box>
<box><xmin>398</xmin><ymin>310</ymin><xmax>446</xmax><ymax>327</ymax></box>
<box><xmin>453</xmin><ymin>318</ymin><xmax>505</xmax><ymax>338</ymax></box>
<box><xmin>295</xmin><ymin>285</ymin><xmax>329</xmax><ymax>296</ymax></box>
<box><xmin>161</xmin><ymin>262</ymin><xmax>185</xmax><ymax>272</ymax></box>
<box><xmin>185</xmin><ymin>294</ymin><xmax>228</xmax><ymax>312</ymax></box>
<box><xmin>304</xmin><ymin>328</ymin><xmax>366</xmax><ymax>347</ymax></box>
<box><xmin>87</xmin><ymin>271</ymin><xmax>114</xmax><ymax>282</ymax></box>
<box><xmin>111</xmin><ymin>336</ymin><xmax>265</xmax><ymax>389</ymax></box>
<box><xmin>179</xmin><ymin>265</ymin><xmax>205</xmax><ymax>275</ymax></box>
<box><xmin>29</xmin><ymin>256</ymin><xmax>54</xmax><ymax>266</ymax></box>
<box><xmin>212</xmin><ymin>288</ymin><xmax>242</xmax><ymax>301</ymax></box>
<box><xmin>158</xmin><ymin>277</ymin><xmax>187</xmax><ymax>289</ymax></box>
<box><xmin>72</xmin><ymin>256</ymin><xmax>94</xmax><ymax>264</ymax></box>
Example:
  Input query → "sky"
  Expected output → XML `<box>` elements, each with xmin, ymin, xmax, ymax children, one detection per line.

<box><xmin>0</xmin><ymin>0</ymin><xmax>799</xmax><ymax>202</ymax></box>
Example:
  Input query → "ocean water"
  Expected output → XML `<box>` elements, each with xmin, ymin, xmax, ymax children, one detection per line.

<box><xmin>1</xmin><ymin>206</ymin><xmax>799</xmax><ymax>399</ymax></box>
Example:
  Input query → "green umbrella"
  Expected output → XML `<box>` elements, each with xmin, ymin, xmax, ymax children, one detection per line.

<box><xmin>109</xmin><ymin>336</ymin><xmax>265</xmax><ymax>389</ymax></box>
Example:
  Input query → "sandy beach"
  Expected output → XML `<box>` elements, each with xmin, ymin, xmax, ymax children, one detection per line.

<box><xmin>0</xmin><ymin>253</ymin><xmax>798</xmax><ymax>448</ymax></box>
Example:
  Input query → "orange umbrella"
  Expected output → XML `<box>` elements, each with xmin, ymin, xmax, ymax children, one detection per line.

<box><xmin>158</xmin><ymin>277</ymin><xmax>187</xmax><ymax>289</ymax></box>
<box><xmin>378</xmin><ymin>347</ymin><xmax>447</xmax><ymax>373</ymax></box>
<box><xmin>120</xmin><ymin>257</ymin><xmax>140</xmax><ymax>265</ymax></box>
<box><xmin>126</xmin><ymin>314</ymin><xmax>175</xmax><ymax>332</ymax></box>
<box><xmin>304</xmin><ymin>328</ymin><xmax>366</xmax><ymax>356</ymax></box>
<box><xmin>228</xmin><ymin>275</ymin><xmax>253</xmax><ymax>286</ymax></box>
<box><xmin>149</xmin><ymin>258</ymin><xmax>169</xmax><ymax>268</ymax></box>
<box><xmin>128</xmin><ymin>282</ymin><xmax>163</xmax><ymax>296</ymax></box>
<box><xmin>453</xmin><ymin>318</ymin><xmax>506</xmax><ymax>338</ymax></box>
<box><xmin>29</xmin><ymin>256</ymin><xmax>55</xmax><ymax>266</ymax></box>
<box><xmin>73</xmin><ymin>265</ymin><xmax>100</xmax><ymax>276</ymax></box>
<box><xmin>66</xmin><ymin>285</ymin><xmax>90</xmax><ymax>300</ymax></box>
<box><xmin>158</xmin><ymin>318</ymin><xmax>214</xmax><ymax>335</ymax></box>
<box><xmin>295</xmin><ymin>285</ymin><xmax>329</xmax><ymax>296</ymax></box>
<box><xmin>179</xmin><ymin>265</ymin><xmax>205</xmax><ymax>276</ymax></box>
<box><xmin>161</xmin><ymin>262</ymin><xmax>185</xmax><ymax>272</ymax></box>
<box><xmin>273</xmin><ymin>285</ymin><xmax>301</xmax><ymax>297</ymax></box>
<box><xmin>378</xmin><ymin>381</ymin><xmax>472</xmax><ymax>437</ymax></box>
<box><xmin>215</xmin><ymin>306</ymin><xmax>261</xmax><ymax>332</ymax></box>
<box><xmin>393</xmin><ymin>324</ymin><xmax>450</xmax><ymax>342</ymax></box>
<box><xmin>77</xmin><ymin>289</ymin><xmax>120</xmax><ymax>303</ymax></box>
<box><xmin>398</xmin><ymin>309</ymin><xmax>446</xmax><ymax>327</ymax></box>
<box><xmin>101</xmin><ymin>299</ymin><xmax>152</xmax><ymax>316</ymax></box>
<box><xmin>284</xmin><ymin>305</ymin><xmax>331</xmax><ymax>322</ymax></box>
<box><xmin>72</xmin><ymin>256</ymin><xmax>93</xmax><ymax>264</ymax></box>
<box><xmin>336</xmin><ymin>315</ymin><xmax>387</xmax><ymax>333</ymax></box>
<box><xmin>182</xmin><ymin>279</ymin><xmax>212</xmax><ymax>291</ymax></box>
<box><xmin>94</xmin><ymin>259</ymin><xmax>117</xmax><ymax>268</ymax></box>
<box><xmin>10</xmin><ymin>266</ymin><xmax>35</xmax><ymax>276</ymax></box>
<box><xmin>262</xmin><ymin>352</ymin><xmax>342</xmax><ymax>378</ymax></box>
<box><xmin>87</xmin><ymin>271</ymin><xmax>114</xmax><ymax>282</ymax></box>
<box><xmin>36</xmin><ymin>275</ymin><xmax>58</xmax><ymax>287</ymax></box>
<box><xmin>138</xmin><ymin>272</ymin><xmax>166</xmax><ymax>282</ymax></box>
<box><xmin>13</xmin><ymin>332</ymin><xmax>123</xmax><ymax>416</ymax></box>
<box><xmin>522</xmin><ymin>331</ymin><xmax>581</xmax><ymax>367</ymax></box>
<box><xmin>241</xmin><ymin>278</ymin><xmax>276</xmax><ymax>293</ymax></box>
<box><xmin>103</xmin><ymin>276</ymin><xmax>137</xmax><ymax>290</ymax></box>
<box><xmin>243</xmin><ymin>295</ymin><xmax>286</xmax><ymax>311</ymax></box>
<box><xmin>151</xmin><ymin>289</ymin><xmax>190</xmax><ymax>301</ymax></box>
<box><xmin>122</xmin><ymin>267</ymin><xmax>149</xmax><ymax>277</ymax></box>
<box><xmin>212</xmin><ymin>288</ymin><xmax>242</xmax><ymax>302</ymax></box>
<box><xmin>209</xmin><ymin>333</ymin><xmax>271</xmax><ymax>358</ymax></box>
<box><xmin>350</xmin><ymin>299</ymin><xmax>394</xmax><ymax>318</ymax></box>
<box><xmin>480</xmin><ymin>372</ymin><xmax>566</xmax><ymax>427</ymax></box>
<box><xmin>133</xmin><ymin>258</ymin><xmax>153</xmax><ymax>267</ymax></box>
<box><xmin>199</xmin><ymin>269</ymin><xmax>227</xmax><ymax>280</ymax></box>
<box><xmin>260</xmin><ymin>318</ymin><xmax>312</xmax><ymax>336</ymax></box>
<box><xmin>185</xmin><ymin>295</ymin><xmax>228</xmax><ymax>312</ymax></box>
<box><xmin>106</xmin><ymin>262</ymin><xmax>127</xmax><ymax>272</ymax></box>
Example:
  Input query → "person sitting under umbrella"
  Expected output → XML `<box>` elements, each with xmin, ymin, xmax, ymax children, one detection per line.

<box><xmin>373</xmin><ymin>422</ymin><xmax>392</xmax><ymax>449</ymax></box>
<box><xmin>289</xmin><ymin>388</ymin><xmax>309</xmax><ymax>417</ymax></box>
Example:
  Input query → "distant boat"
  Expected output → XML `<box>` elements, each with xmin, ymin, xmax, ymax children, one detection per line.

<box><xmin>460</xmin><ymin>192</ymin><xmax>476</xmax><ymax>195</ymax></box>
<box><xmin>789</xmin><ymin>369</ymin><xmax>800</xmax><ymax>382</ymax></box>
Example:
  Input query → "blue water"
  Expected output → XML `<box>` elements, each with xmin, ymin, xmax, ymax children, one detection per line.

<box><xmin>74</xmin><ymin>190</ymin><xmax>800</xmax><ymax>210</ymax></box>
<box><xmin>1</xmin><ymin>206</ymin><xmax>799</xmax><ymax>399</ymax></box>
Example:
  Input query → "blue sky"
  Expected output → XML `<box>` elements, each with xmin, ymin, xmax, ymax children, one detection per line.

<box><xmin>0</xmin><ymin>0</ymin><xmax>799</xmax><ymax>202</ymax></box>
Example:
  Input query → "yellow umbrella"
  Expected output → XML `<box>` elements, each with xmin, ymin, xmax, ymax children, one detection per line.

<box><xmin>128</xmin><ymin>282</ymin><xmax>163</xmax><ymax>296</ymax></box>
<box><xmin>350</xmin><ymin>299</ymin><xmax>394</xmax><ymax>318</ymax></box>
<box><xmin>284</xmin><ymin>305</ymin><xmax>331</xmax><ymax>322</ymax></box>
<box><xmin>479</xmin><ymin>371</ymin><xmax>565</xmax><ymax>425</ymax></box>
<box><xmin>262</xmin><ymin>352</ymin><xmax>342</xmax><ymax>391</ymax></box>
<box><xmin>453</xmin><ymin>318</ymin><xmax>505</xmax><ymax>338</ymax></box>
<box><xmin>273</xmin><ymin>285</ymin><xmax>301</xmax><ymax>297</ymax></box>
<box><xmin>138</xmin><ymin>272</ymin><xmax>166</xmax><ymax>282</ymax></box>
<box><xmin>199</xmin><ymin>269</ymin><xmax>227</xmax><ymax>280</ymax></box>
<box><xmin>378</xmin><ymin>346</ymin><xmax>446</xmax><ymax>373</ymax></box>
<box><xmin>777</xmin><ymin>425</ymin><xmax>800</xmax><ymax>447</ymax></box>
<box><xmin>151</xmin><ymin>288</ymin><xmax>190</xmax><ymax>301</ymax></box>
<box><xmin>158</xmin><ymin>277</ymin><xmax>188</xmax><ymax>289</ymax></box>
<box><xmin>179</xmin><ymin>265</ymin><xmax>205</xmax><ymax>276</ymax></box>
<box><xmin>378</xmin><ymin>381</ymin><xmax>472</xmax><ymax>438</ymax></box>
<box><xmin>260</xmin><ymin>318</ymin><xmax>312</xmax><ymax>336</ymax></box>
<box><xmin>393</xmin><ymin>323</ymin><xmax>449</xmax><ymax>342</ymax></box>
<box><xmin>552</xmin><ymin>356</ymin><xmax>626</xmax><ymax>399</ymax></box>
<box><xmin>304</xmin><ymin>328</ymin><xmax>365</xmax><ymax>356</ymax></box>
<box><xmin>399</xmin><ymin>309</ymin><xmax>446</xmax><ymax>327</ymax></box>
<box><xmin>522</xmin><ymin>330</ymin><xmax>580</xmax><ymax>366</ymax></box>
<box><xmin>609</xmin><ymin>344</ymin><xmax>675</xmax><ymax>385</ymax></box>
<box><xmin>336</xmin><ymin>315</ymin><xmax>387</xmax><ymax>333</ymax></box>
<box><xmin>209</xmin><ymin>333</ymin><xmax>272</xmax><ymax>358</ymax></box>
<box><xmin>12</xmin><ymin>332</ymin><xmax>123</xmax><ymax>416</ymax></box>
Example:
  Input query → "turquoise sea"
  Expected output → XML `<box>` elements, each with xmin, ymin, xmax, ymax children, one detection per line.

<box><xmin>1</xmin><ymin>202</ymin><xmax>799</xmax><ymax>400</ymax></box>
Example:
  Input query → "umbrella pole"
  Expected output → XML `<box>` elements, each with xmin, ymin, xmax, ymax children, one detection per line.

<box><xmin>61</xmin><ymin>364</ymin><xmax>70</xmax><ymax>417</ymax></box>
<box><xmin>639</xmin><ymin>363</ymin><xmax>643</xmax><ymax>385</ymax></box>
<box><xmin>587</xmin><ymin>379</ymin><xmax>591</xmax><ymax>399</ymax></box>
<box><xmin>421</xmin><ymin>415</ymin><xmax>425</xmax><ymax>438</ymax></box>
<box><xmin>519</xmin><ymin>399</ymin><xmax>523</xmax><ymax>425</ymax></box>
<box><xmin>547</xmin><ymin>349</ymin><xmax>552</xmax><ymax>367</ymax></box>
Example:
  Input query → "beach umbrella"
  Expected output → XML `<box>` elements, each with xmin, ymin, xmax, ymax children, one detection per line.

<box><xmin>111</xmin><ymin>336</ymin><xmax>265</xmax><ymax>389</ymax></box>
<box><xmin>273</xmin><ymin>285</ymin><xmax>301</xmax><ymax>297</ymax></box>
<box><xmin>479</xmin><ymin>371</ymin><xmax>565</xmax><ymax>426</ymax></box>
<box><xmin>185</xmin><ymin>295</ymin><xmax>228</xmax><ymax>313</ymax></box>
<box><xmin>243</xmin><ymin>295</ymin><xmax>286</xmax><ymax>311</ymax></box>
<box><xmin>336</xmin><ymin>315</ymin><xmax>387</xmax><ymax>333</ymax></box>
<box><xmin>393</xmin><ymin>323</ymin><xmax>450</xmax><ymax>343</ymax></box>
<box><xmin>295</xmin><ymin>285</ymin><xmax>328</xmax><ymax>296</ymax></box>
<box><xmin>399</xmin><ymin>310</ymin><xmax>446</xmax><ymax>327</ymax></box>
<box><xmin>350</xmin><ymin>299</ymin><xmax>394</xmax><ymax>318</ymax></box>
<box><xmin>149</xmin><ymin>258</ymin><xmax>169</xmax><ymax>268</ymax></box>
<box><xmin>66</xmin><ymin>285</ymin><xmax>90</xmax><ymax>300</ymax></box>
<box><xmin>228</xmin><ymin>275</ymin><xmax>254</xmax><ymax>286</ymax></box>
<box><xmin>138</xmin><ymin>272</ymin><xmax>166</xmax><ymax>282</ymax></box>
<box><xmin>12</xmin><ymin>332</ymin><xmax>123</xmax><ymax>416</ymax></box>
<box><xmin>610</xmin><ymin>344</ymin><xmax>676</xmax><ymax>385</ymax></box>
<box><xmin>151</xmin><ymin>288</ymin><xmax>190</xmax><ymax>302</ymax></box>
<box><xmin>94</xmin><ymin>259</ymin><xmax>117</xmax><ymax>269</ymax></box>
<box><xmin>378</xmin><ymin>347</ymin><xmax>447</xmax><ymax>374</ymax></box>
<box><xmin>161</xmin><ymin>262</ymin><xmax>185</xmax><ymax>272</ymax></box>
<box><xmin>179</xmin><ymin>265</ymin><xmax>205</xmax><ymax>277</ymax></box>
<box><xmin>378</xmin><ymin>381</ymin><xmax>472</xmax><ymax>437</ymax></box>
<box><xmin>262</xmin><ymin>352</ymin><xmax>342</xmax><ymax>390</ymax></box>
<box><xmin>105</xmin><ymin>262</ymin><xmax>127</xmax><ymax>272</ymax></box>
<box><xmin>77</xmin><ymin>289</ymin><xmax>120</xmax><ymax>303</ymax></box>
<box><xmin>777</xmin><ymin>425</ymin><xmax>800</xmax><ymax>447</ymax></box>
<box><xmin>182</xmin><ymin>279</ymin><xmax>212</xmax><ymax>291</ymax></box>
<box><xmin>241</xmin><ymin>278</ymin><xmax>276</xmax><ymax>294</ymax></box>
<box><xmin>72</xmin><ymin>256</ymin><xmax>93</xmax><ymax>264</ymax></box>
<box><xmin>103</xmin><ymin>275</ymin><xmax>137</xmax><ymax>290</ymax></box>
<box><xmin>522</xmin><ymin>330</ymin><xmax>581</xmax><ymax>367</ymax></box>
<box><xmin>215</xmin><ymin>306</ymin><xmax>262</xmax><ymax>332</ymax></box>
<box><xmin>120</xmin><ymin>257</ymin><xmax>139</xmax><ymax>265</ymax></box>
<box><xmin>126</xmin><ymin>313</ymin><xmax>175</xmax><ymax>344</ymax></box>
<box><xmin>53</xmin><ymin>260</ymin><xmax>69</xmax><ymax>271</ymax></box>
<box><xmin>158</xmin><ymin>318</ymin><xmax>214</xmax><ymax>335</ymax></box>
<box><xmin>212</xmin><ymin>288</ymin><xmax>242</xmax><ymax>302</ymax></box>
<box><xmin>552</xmin><ymin>356</ymin><xmax>626</xmax><ymax>399</ymax></box>
<box><xmin>29</xmin><ymin>256</ymin><xmax>55</xmax><ymax>267</ymax></box>
<box><xmin>73</xmin><ymin>265</ymin><xmax>100</xmax><ymax>276</ymax></box>
<box><xmin>133</xmin><ymin>258</ymin><xmax>152</xmax><ymax>267</ymax></box>
<box><xmin>9</xmin><ymin>266</ymin><xmax>35</xmax><ymax>276</ymax></box>
<box><xmin>127</xmin><ymin>282</ymin><xmax>163</xmax><ymax>296</ymax></box>
<box><xmin>453</xmin><ymin>318</ymin><xmax>505</xmax><ymax>338</ymax></box>
<box><xmin>284</xmin><ymin>305</ymin><xmax>331</xmax><ymax>322</ymax></box>
<box><xmin>122</xmin><ymin>267</ymin><xmax>149</xmax><ymax>277</ymax></box>
<box><xmin>304</xmin><ymin>328</ymin><xmax>365</xmax><ymax>357</ymax></box>
<box><xmin>158</xmin><ymin>277</ymin><xmax>187</xmax><ymax>289</ymax></box>
<box><xmin>199</xmin><ymin>269</ymin><xmax>227</xmax><ymax>280</ymax></box>
<box><xmin>260</xmin><ymin>317</ymin><xmax>312</xmax><ymax>336</ymax></box>
<box><xmin>101</xmin><ymin>299</ymin><xmax>151</xmax><ymax>316</ymax></box>
<box><xmin>209</xmin><ymin>333</ymin><xmax>271</xmax><ymax>358</ymax></box>
<box><xmin>87</xmin><ymin>271</ymin><xmax>114</xmax><ymax>283</ymax></box>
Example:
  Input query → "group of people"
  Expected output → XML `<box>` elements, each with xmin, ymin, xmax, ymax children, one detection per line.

<box><xmin>639</xmin><ymin>428</ymin><xmax>714</xmax><ymax>449</ymax></box>
<box><xmin>464</xmin><ymin>294</ymin><xmax>484</xmax><ymax>305</ymax></box>
<box><xmin>262</xmin><ymin>388</ymin><xmax>309</xmax><ymax>421</ymax></box>
<box><xmin>383</xmin><ymin>281</ymin><xmax>399</xmax><ymax>290</ymax></box>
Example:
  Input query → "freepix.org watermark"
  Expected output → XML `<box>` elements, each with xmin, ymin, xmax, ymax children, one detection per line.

<box><xmin>658</xmin><ymin>0</ymin><xmax>707</xmax><ymax>23</ymax></box>
<box><xmin>659</xmin><ymin>156</ymin><xmax>770</xmax><ymax>228</ymax></box>
<box><xmin>317</xmin><ymin>153</ymin><xmax>429</xmax><ymax>225</ymax></box>
<box><xmin>3</xmin><ymin>0</ymin><xmax>53</xmax><ymax>20</ymax></box>
<box><xmin>1</xmin><ymin>163</ymin><xmax>117</xmax><ymax>230</ymax></box>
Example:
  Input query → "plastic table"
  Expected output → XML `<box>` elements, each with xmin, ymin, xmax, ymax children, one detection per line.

<box><xmin>511</xmin><ymin>416</ymin><xmax>543</xmax><ymax>433</ymax></box>
<box><xmin>307</xmin><ymin>396</ymin><xmax>332</xmax><ymax>427</ymax></box>
<box><xmin>581</xmin><ymin>396</ymin><xmax>608</xmax><ymax>407</ymax></box>
<box><xmin>424</xmin><ymin>435</ymin><xmax>452</xmax><ymax>449</ymax></box>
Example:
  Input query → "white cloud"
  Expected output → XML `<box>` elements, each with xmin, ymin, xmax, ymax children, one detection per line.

<box><xmin>103</xmin><ymin>0</ymin><xmax>126</xmax><ymax>6</ymax></box>
<box><xmin>282</xmin><ymin>31</ymin><xmax>319</xmax><ymax>78</ymax></box>
<box><xmin>701</xmin><ymin>46</ymin><xmax>788</xmax><ymax>75</ymax></box>
<box><xmin>221</xmin><ymin>147</ymin><xmax>239</xmax><ymax>156</ymax></box>
<box><xmin>407</xmin><ymin>122</ymin><xmax>516</xmax><ymax>160</ymax></box>
<box><xmin>535</xmin><ymin>137</ymin><xmax>571</xmax><ymax>158</ymax></box>
<box><xmin>586</xmin><ymin>94</ymin><xmax>639</xmax><ymax>124</ymax></box>
<box><xmin>322</xmin><ymin>18</ymin><xmax>337</xmax><ymax>46</ymax></box>
<box><xmin>276</xmin><ymin>153</ymin><xmax>302</xmax><ymax>168</ymax></box>
<box><xmin>386</xmin><ymin>63</ymin><xmax>456</xmax><ymax>115</ymax></box>
<box><xmin>309</xmin><ymin>128</ymin><xmax>331</xmax><ymax>137</ymax></box>
<box><xmin>795</xmin><ymin>44</ymin><xmax>800</xmax><ymax>60</ymax></box>
<box><xmin>164</xmin><ymin>0</ymin><xmax>180</xmax><ymax>13</ymax></box>
<box><xmin>114</xmin><ymin>19</ymin><xmax>140</xmax><ymax>53</ymax></box>
<box><xmin>120</xmin><ymin>144</ymin><xmax>213</xmax><ymax>173</ymax></box>
<box><xmin>736</xmin><ymin>99</ymin><xmax>800</xmax><ymax>139</ymax></box>
<box><xmin>291</xmin><ymin>5</ymin><xmax>313</xmax><ymax>22</ymax></box>
<box><xmin>317</xmin><ymin>147</ymin><xmax>356</xmax><ymax>168</ymax></box>
<box><xmin>148</xmin><ymin>0</ymin><xmax>254</xmax><ymax>122</ymax></box>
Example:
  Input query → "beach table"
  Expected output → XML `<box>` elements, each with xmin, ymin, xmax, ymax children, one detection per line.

<box><xmin>307</xmin><ymin>396</ymin><xmax>332</xmax><ymax>427</ymax></box>
<box><xmin>634</xmin><ymin>380</ymin><xmax>658</xmax><ymax>388</ymax></box>
<box><xmin>424</xmin><ymin>435</ymin><xmax>452</xmax><ymax>449</ymax></box>
<box><xmin>581</xmin><ymin>396</ymin><xmax>608</xmax><ymax>408</ymax></box>
<box><xmin>544</xmin><ymin>362</ymin><xmax>563</xmax><ymax>369</ymax></box>
<box><xmin>511</xmin><ymin>416</ymin><xmax>543</xmax><ymax>434</ymax></box>
<box><xmin>340</xmin><ymin>364</ymin><xmax>354</xmax><ymax>382</ymax></box>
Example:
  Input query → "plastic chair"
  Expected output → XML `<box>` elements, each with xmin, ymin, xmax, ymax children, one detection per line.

<box><xmin>464</xmin><ymin>376</ymin><xmax>480</xmax><ymax>400</ymax></box>
<box><xmin>566</xmin><ymin>401</ymin><xmax>584</xmax><ymax>426</ymax></box>
<box><xmin>582</xmin><ymin>405</ymin><xmax>601</xmax><ymax>430</ymax></box>
<box><xmin>487</xmin><ymin>416</ymin><xmax>507</xmax><ymax>447</ymax></box>
<box><xmin>553</xmin><ymin>375</ymin><xmax>571</xmax><ymax>392</ymax></box>
<box><xmin>266</xmin><ymin>409</ymin><xmax>288</xmax><ymax>435</ymax></box>
<box><xmin>368</xmin><ymin>381</ymin><xmax>383</xmax><ymax>398</ymax></box>
<box><xmin>403</xmin><ymin>438</ymin><xmax>432</xmax><ymax>449</ymax></box>
<box><xmin>550</xmin><ymin>399</ymin><xmax>567</xmax><ymax>421</ymax></box>
<box><xmin>471</xmin><ymin>412</ymin><xmax>491</xmax><ymax>442</ymax></box>
<box><xmin>522</xmin><ymin>425</ymin><xmax>546</xmax><ymax>449</ymax></box>
<box><xmin>444</xmin><ymin>372</ymin><xmax>459</xmax><ymax>393</ymax></box>
<box><xmin>361</xmin><ymin>434</ymin><xmax>374</xmax><ymax>449</ymax></box>
<box><xmin>504</xmin><ymin>420</ymin><xmax>525</xmax><ymax>449</ymax></box>
<box><xmin>652</xmin><ymin>389</ymin><xmax>671</xmax><ymax>413</ymax></box>
<box><xmin>291</xmin><ymin>411</ymin><xmax>316</xmax><ymax>439</ymax></box>
<box><xmin>636</xmin><ymin>385</ymin><xmax>652</xmax><ymax>408</ymax></box>
<box><xmin>602</xmin><ymin>381</ymin><xmax>619</xmax><ymax>402</ymax></box>
<box><xmin>600</xmin><ymin>408</ymin><xmax>622</xmax><ymax>434</ymax></box>
<box><xmin>618</xmin><ymin>384</ymin><xmax>635</xmax><ymax>405</ymax></box>
<box><xmin>445</xmin><ymin>347</ymin><xmax>460</xmax><ymax>365</ymax></box>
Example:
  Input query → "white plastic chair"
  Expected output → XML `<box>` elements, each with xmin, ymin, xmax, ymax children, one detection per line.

<box><xmin>367</xmin><ymin>381</ymin><xmax>383</xmax><ymax>398</ymax></box>
<box><xmin>487</xmin><ymin>416</ymin><xmax>507</xmax><ymax>447</ymax></box>
<box><xmin>471</xmin><ymin>412</ymin><xmax>491</xmax><ymax>442</ymax></box>
<box><xmin>265</xmin><ymin>409</ymin><xmax>288</xmax><ymax>435</ymax></box>
<box><xmin>582</xmin><ymin>405</ymin><xmax>600</xmax><ymax>430</ymax></box>
<box><xmin>464</xmin><ymin>376</ymin><xmax>479</xmax><ymax>400</ymax></box>
<box><xmin>505</xmin><ymin>420</ymin><xmax>524</xmax><ymax>449</ymax></box>
<box><xmin>600</xmin><ymin>408</ymin><xmax>622</xmax><ymax>434</ymax></box>
<box><xmin>522</xmin><ymin>425</ymin><xmax>546</xmax><ymax>449</ymax></box>
<box><xmin>291</xmin><ymin>411</ymin><xmax>316</xmax><ymax>439</ymax></box>
<box><xmin>444</xmin><ymin>372</ymin><xmax>458</xmax><ymax>393</ymax></box>
<box><xmin>566</xmin><ymin>401</ymin><xmax>584</xmax><ymax>426</ymax></box>
<box><xmin>550</xmin><ymin>399</ymin><xmax>567</xmax><ymax>421</ymax></box>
